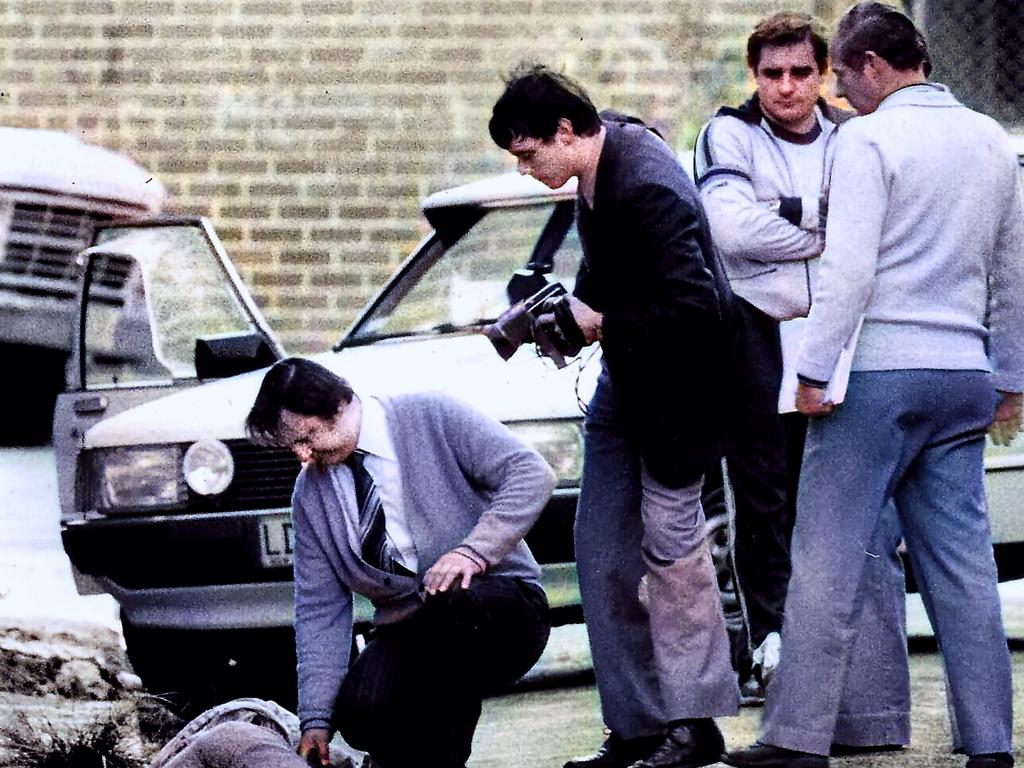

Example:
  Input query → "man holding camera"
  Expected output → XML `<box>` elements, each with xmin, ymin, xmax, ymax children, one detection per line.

<box><xmin>490</xmin><ymin>65</ymin><xmax>739</xmax><ymax>768</ymax></box>
<box><xmin>245</xmin><ymin>357</ymin><xmax>554</xmax><ymax>768</ymax></box>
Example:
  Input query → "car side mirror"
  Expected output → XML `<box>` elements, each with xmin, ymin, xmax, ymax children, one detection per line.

<box><xmin>194</xmin><ymin>331</ymin><xmax>278</xmax><ymax>380</ymax></box>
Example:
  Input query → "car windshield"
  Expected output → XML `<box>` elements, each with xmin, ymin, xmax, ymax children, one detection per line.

<box><xmin>82</xmin><ymin>223</ymin><xmax>258</xmax><ymax>386</ymax></box>
<box><xmin>351</xmin><ymin>203</ymin><xmax>582</xmax><ymax>342</ymax></box>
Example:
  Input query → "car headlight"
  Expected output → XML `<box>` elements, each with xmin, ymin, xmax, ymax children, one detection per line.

<box><xmin>183</xmin><ymin>439</ymin><xmax>235</xmax><ymax>496</ymax></box>
<box><xmin>508</xmin><ymin>420</ymin><xmax>584</xmax><ymax>487</ymax></box>
<box><xmin>89</xmin><ymin>446</ymin><xmax>185</xmax><ymax>513</ymax></box>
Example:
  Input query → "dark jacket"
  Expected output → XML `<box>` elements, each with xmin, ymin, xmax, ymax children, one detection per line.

<box><xmin>575</xmin><ymin>113</ymin><xmax>737</xmax><ymax>487</ymax></box>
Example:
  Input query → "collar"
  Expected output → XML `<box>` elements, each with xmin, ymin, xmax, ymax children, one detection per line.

<box><xmin>590</xmin><ymin>113</ymin><xmax>666</xmax><ymax>211</ymax></box>
<box><xmin>355</xmin><ymin>395</ymin><xmax>396</xmax><ymax>461</ymax></box>
<box><xmin>875</xmin><ymin>82</ymin><xmax>954</xmax><ymax>111</ymax></box>
<box><xmin>765</xmin><ymin>112</ymin><xmax>822</xmax><ymax>145</ymax></box>
<box><xmin>716</xmin><ymin>94</ymin><xmax>854</xmax><ymax>131</ymax></box>
<box><xmin>589</xmin><ymin>118</ymin><xmax>623</xmax><ymax>212</ymax></box>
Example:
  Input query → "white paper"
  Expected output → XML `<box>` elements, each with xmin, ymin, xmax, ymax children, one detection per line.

<box><xmin>778</xmin><ymin>316</ymin><xmax>864</xmax><ymax>413</ymax></box>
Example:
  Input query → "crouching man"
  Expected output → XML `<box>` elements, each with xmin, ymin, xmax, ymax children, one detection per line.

<box><xmin>245</xmin><ymin>358</ymin><xmax>555</xmax><ymax>768</ymax></box>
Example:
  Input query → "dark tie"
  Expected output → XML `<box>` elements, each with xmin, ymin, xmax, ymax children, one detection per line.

<box><xmin>346</xmin><ymin>451</ymin><xmax>406</xmax><ymax>575</ymax></box>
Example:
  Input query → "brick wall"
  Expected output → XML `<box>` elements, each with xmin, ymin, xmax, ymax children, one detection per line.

<box><xmin>0</xmin><ymin>0</ymin><xmax>839</xmax><ymax>353</ymax></box>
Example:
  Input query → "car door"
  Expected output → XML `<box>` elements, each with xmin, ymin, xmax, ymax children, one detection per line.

<box><xmin>53</xmin><ymin>217</ymin><xmax>283</xmax><ymax>527</ymax></box>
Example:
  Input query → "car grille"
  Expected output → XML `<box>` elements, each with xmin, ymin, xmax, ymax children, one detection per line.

<box><xmin>0</xmin><ymin>200</ymin><xmax>132</xmax><ymax>305</ymax></box>
<box><xmin>188</xmin><ymin>441</ymin><xmax>301</xmax><ymax>512</ymax></box>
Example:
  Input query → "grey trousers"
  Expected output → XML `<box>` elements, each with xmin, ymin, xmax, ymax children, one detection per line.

<box><xmin>831</xmin><ymin>504</ymin><xmax>911</xmax><ymax>747</ymax></box>
<box><xmin>764</xmin><ymin>370</ymin><xmax>1011</xmax><ymax>756</ymax></box>
<box><xmin>575</xmin><ymin>371</ymin><xmax>739</xmax><ymax>738</ymax></box>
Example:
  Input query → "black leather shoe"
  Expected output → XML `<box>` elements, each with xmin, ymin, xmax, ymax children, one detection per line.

<box><xmin>966</xmin><ymin>754</ymin><xmax>1014</xmax><ymax>768</ymax></box>
<box><xmin>564</xmin><ymin>733</ymin><xmax>663</xmax><ymax>768</ymax></box>
<box><xmin>627</xmin><ymin>720</ymin><xmax>725</xmax><ymax>768</ymax></box>
<box><xmin>723</xmin><ymin>742</ymin><xmax>828</xmax><ymax>767</ymax></box>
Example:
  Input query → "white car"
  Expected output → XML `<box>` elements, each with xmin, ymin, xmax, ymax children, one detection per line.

<box><xmin>53</xmin><ymin>170</ymin><xmax>1024</xmax><ymax>707</ymax></box>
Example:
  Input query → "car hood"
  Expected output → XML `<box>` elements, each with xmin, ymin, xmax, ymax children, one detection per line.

<box><xmin>84</xmin><ymin>334</ymin><xmax>601</xmax><ymax>448</ymax></box>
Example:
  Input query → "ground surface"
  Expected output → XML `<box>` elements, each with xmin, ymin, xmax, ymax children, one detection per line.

<box><xmin>3</xmin><ymin>446</ymin><xmax>1024</xmax><ymax>767</ymax></box>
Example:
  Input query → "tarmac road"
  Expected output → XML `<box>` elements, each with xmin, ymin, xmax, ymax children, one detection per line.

<box><xmin>2</xmin><ymin>445</ymin><xmax>1023</xmax><ymax>767</ymax></box>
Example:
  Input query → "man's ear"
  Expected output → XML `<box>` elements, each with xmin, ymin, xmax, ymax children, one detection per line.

<box><xmin>862</xmin><ymin>51</ymin><xmax>884</xmax><ymax>77</ymax></box>
<box><xmin>555</xmin><ymin>117</ymin><xmax>576</xmax><ymax>144</ymax></box>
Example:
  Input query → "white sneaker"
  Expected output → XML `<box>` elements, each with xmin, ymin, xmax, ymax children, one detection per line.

<box><xmin>752</xmin><ymin>631</ymin><xmax>782</xmax><ymax>686</ymax></box>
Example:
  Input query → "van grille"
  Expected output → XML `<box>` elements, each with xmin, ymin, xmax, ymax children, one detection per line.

<box><xmin>0</xmin><ymin>200</ymin><xmax>130</xmax><ymax>303</ymax></box>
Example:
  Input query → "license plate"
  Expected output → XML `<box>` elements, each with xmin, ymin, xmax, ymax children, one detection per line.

<box><xmin>257</xmin><ymin>515</ymin><xmax>295</xmax><ymax>568</ymax></box>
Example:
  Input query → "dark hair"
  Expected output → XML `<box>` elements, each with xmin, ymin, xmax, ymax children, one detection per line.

<box><xmin>747</xmin><ymin>11</ymin><xmax>829</xmax><ymax>73</ymax></box>
<box><xmin>834</xmin><ymin>2</ymin><xmax>932</xmax><ymax>77</ymax></box>
<box><xmin>488</xmin><ymin>63</ymin><xmax>601</xmax><ymax>150</ymax></box>
<box><xmin>245</xmin><ymin>357</ymin><xmax>354</xmax><ymax>445</ymax></box>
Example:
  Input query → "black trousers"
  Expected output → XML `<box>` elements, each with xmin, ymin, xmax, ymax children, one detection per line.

<box><xmin>727</xmin><ymin>409</ymin><xmax>792</xmax><ymax>649</ymax></box>
<box><xmin>333</xmin><ymin>575</ymin><xmax>550</xmax><ymax>768</ymax></box>
<box><xmin>710</xmin><ymin>299</ymin><xmax>804</xmax><ymax>675</ymax></box>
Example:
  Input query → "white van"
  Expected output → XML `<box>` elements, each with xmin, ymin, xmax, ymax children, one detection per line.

<box><xmin>0</xmin><ymin>127</ymin><xmax>163</xmax><ymax>442</ymax></box>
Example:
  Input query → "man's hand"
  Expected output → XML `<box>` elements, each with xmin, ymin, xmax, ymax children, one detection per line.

<box><xmin>298</xmin><ymin>728</ymin><xmax>331</xmax><ymax>766</ymax></box>
<box><xmin>565</xmin><ymin>295</ymin><xmax>603</xmax><ymax>344</ymax></box>
<box><xmin>422</xmin><ymin>550</ymin><xmax>484</xmax><ymax>595</ymax></box>
<box><xmin>989</xmin><ymin>391</ymin><xmax>1023</xmax><ymax>447</ymax></box>
<box><xmin>796</xmin><ymin>382</ymin><xmax>834</xmax><ymax>417</ymax></box>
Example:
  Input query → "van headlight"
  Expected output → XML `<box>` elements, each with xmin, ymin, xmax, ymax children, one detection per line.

<box><xmin>89</xmin><ymin>446</ymin><xmax>185</xmax><ymax>513</ymax></box>
<box><xmin>507</xmin><ymin>420</ymin><xmax>584</xmax><ymax>487</ymax></box>
<box><xmin>183</xmin><ymin>439</ymin><xmax>235</xmax><ymax>496</ymax></box>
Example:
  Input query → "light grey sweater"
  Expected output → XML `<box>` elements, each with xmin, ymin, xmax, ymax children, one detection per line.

<box><xmin>797</xmin><ymin>84</ymin><xmax>1024</xmax><ymax>392</ymax></box>
<box><xmin>291</xmin><ymin>391</ymin><xmax>555</xmax><ymax>731</ymax></box>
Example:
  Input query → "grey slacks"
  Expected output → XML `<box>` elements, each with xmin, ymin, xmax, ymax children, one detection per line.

<box><xmin>764</xmin><ymin>370</ymin><xmax>1011</xmax><ymax>756</ymax></box>
<box><xmin>575</xmin><ymin>369</ymin><xmax>739</xmax><ymax>739</ymax></box>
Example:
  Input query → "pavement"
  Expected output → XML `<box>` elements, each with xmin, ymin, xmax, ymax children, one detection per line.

<box><xmin>474</xmin><ymin>650</ymin><xmax>1024</xmax><ymax>767</ymax></box>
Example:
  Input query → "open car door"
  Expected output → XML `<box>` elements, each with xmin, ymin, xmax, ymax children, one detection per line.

<box><xmin>53</xmin><ymin>218</ymin><xmax>283</xmax><ymax>536</ymax></box>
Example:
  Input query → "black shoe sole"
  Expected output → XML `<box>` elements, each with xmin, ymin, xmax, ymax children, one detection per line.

<box><xmin>722</xmin><ymin>753</ymin><xmax>826</xmax><ymax>768</ymax></box>
<box><xmin>630</xmin><ymin>749</ymin><xmax>725</xmax><ymax>768</ymax></box>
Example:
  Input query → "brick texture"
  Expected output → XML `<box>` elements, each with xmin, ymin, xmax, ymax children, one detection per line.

<box><xmin>0</xmin><ymin>0</ymin><xmax>844</xmax><ymax>352</ymax></box>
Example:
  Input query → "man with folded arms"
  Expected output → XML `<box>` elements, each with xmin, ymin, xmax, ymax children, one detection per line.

<box><xmin>695</xmin><ymin>10</ymin><xmax>911</xmax><ymax>749</ymax></box>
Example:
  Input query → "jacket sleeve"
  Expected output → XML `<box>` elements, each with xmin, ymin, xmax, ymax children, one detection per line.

<box><xmin>796</xmin><ymin>125</ymin><xmax>882</xmax><ymax>383</ymax></box>
<box><xmin>436</xmin><ymin>396</ymin><xmax>555</xmax><ymax>566</ymax></box>
<box><xmin>292</xmin><ymin>473</ymin><xmax>354</xmax><ymax>733</ymax></box>
<box><xmin>696</xmin><ymin>117</ymin><xmax>824</xmax><ymax>265</ymax></box>
<box><xmin>599</xmin><ymin>181</ymin><xmax>722</xmax><ymax>346</ymax></box>
<box><xmin>573</xmin><ymin>251</ymin><xmax>596</xmax><ymax>308</ymax></box>
<box><xmin>987</xmin><ymin>140</ymin><xmax>1024</xmax><ymax>393</ymax></box>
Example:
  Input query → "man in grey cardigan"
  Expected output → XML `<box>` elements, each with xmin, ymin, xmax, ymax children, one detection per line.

<box><xmin>246</xmin><ymin>357</ymin><xmax>554</xmax><ymax>768</ymax></box>
<box><xmin>726</xmin><ymin>4</ymin><xmax>1024</xmax><ymax>768</ymax></box>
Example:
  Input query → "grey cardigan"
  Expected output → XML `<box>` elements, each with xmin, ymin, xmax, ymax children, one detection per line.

<box><xmin>291</xmin><ymin>391</ymin><xmax>555</xmax><ymax>730</ymax></box>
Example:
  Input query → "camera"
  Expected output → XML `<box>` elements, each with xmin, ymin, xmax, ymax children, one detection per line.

<box><xmin>485</xmin><ymin>281</ymin><xmax>583</xmax><ymax>368</ymax></box>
